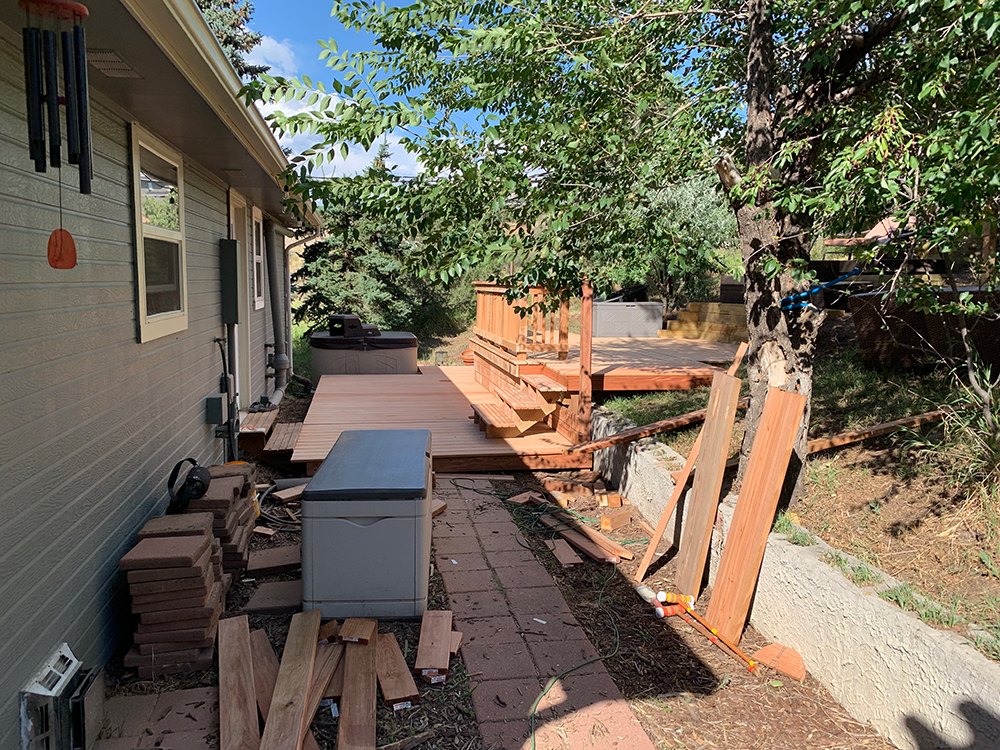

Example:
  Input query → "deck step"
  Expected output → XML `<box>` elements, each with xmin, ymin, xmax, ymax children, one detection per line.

<box><xmin>471</xmin><ymin>402</ymin><xmax>534</xmax><ymax>439</ymax></box>
<box><xmin>240</xmin><ymin>408</ymin><xmax>278</xmax><ymax>435</ymax></box>
<box><xmin>520</xmin><ymin>373</ymin><xmax>568</xmax><ymax>403</ymax></box>
<box><xmin>496</xmin><ymin>386</ymin><xmax>554</xmax><ymax>418</ymax></box>
<box><xmin>264</xmin><ymin>422</ymin><xmax>301</xmax><ymax>453</ymax></box>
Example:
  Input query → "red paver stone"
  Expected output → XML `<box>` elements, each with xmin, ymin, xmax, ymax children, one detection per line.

<box><xmin>126</xmin><ymin>549</ymin><xmax>212</xmax><ymax>582</ymax></box>
<box><xmin>469</xmin><ymin>505</ymin><xmax>515</xmax><ymax>523</ymax></box>
<box><xmin>470</xmin><ymin>678</ymin><xmax>547</xmax><ymax>723</ymax></box>
<box><xmin>136</xmin><ymin>729</ymin><xmax>217</xmax><ymax>750</ymax></box>
<box><xmin>452</xmin><ymin>616</ymin><xmax>525</xmax><ymax>646</ymax></box>
<box><xmin>432</xmin><ymin>523</ymin><xmax>478</xmax><ymax>539</ymax></box>
<box><xmin>537</xmin><ymin>671</ymin><xmax>622</xmax><ymax>716</ymax></box>
<box><xmin>148</xmin><ymin>687</ymin><xmax>219</xmax><ymax>734</ymax></box>
<box><xmin>538</xmin><ymin>702</ymin><xmax>656</xmax><ymax>750</ymax></box>
<box><xmin>477</xmin><ymin>529</ymin><xmax>527</xmax><ymax>552</ymax></box>
<box><xmin>483</xmin><ymin>549</ymin><xmax>537</xmax><ymax>568</ymax></box>
<box><xmin>477</xmin><ymin>720</ymin><xmax>531</xmax><ymax>750</ymax></box>
<box><xmin>102</xmin><ymin>694</ymin><xmax>159</xmax><ymax>736</ymax></box>
<box><xmin>440</xmin><ymin>569</ymin><xmax>499</xmax><ymax>594</ymax></box>
<box><xmin>527</xmin><ymin>638</ymin><xmax>604</xmax><ymax>677</ymax></box>
<box><xmin>93</xmin><ymin>739</ymin><xmax>146</xmax><ymax>750</ymax></box>
<box><xmin>433</xmin><ymin>535</ymin><xmax>483</xmax><ymax>556</ymax></box>
<box><xmin>471</xmin><ymin>520</ymin><xmax>519</xmax><ymax>535</ymax></box>
<box><xmin>449</xmin><ymin>591</ymin><xmax>510</xmax><ymax>618</ymax></box>
<box><xmin>131</xmin><ymin>588</ymin><xmax>212</xmax><ymax>613</ymax></box>
<box><xmin>461</xmin><ymin>640</ymin><xmax>538</xmax><ymax>682</ymax></box>
<box><xmin>493</xmin><ymin>562</ymin><xmax>556</xmax><ymax>591</ymax></box>
<box><xmin>504</xmin><ymin>586</ymin><xmax>574</xmax><ymax>616</ymax></box>
<box><xmin>119</xmin><ymin>536</ymin><xmax>210</xmax><ymax>570</ymax></box>
<box><xmin>245</xmin><ymin>545</ymin><xmax>301</xmax><ymax>576</ymax></box>
<box><xmin>242</xmin><ymin>578</ymin><xmax>301</xmax><ymax>615</ymax></box>
<box><xmin>137</xmin><ymin>513</ymin><xmax>214</xmax><ymax>539</ymax></box>
<box><xmin>513</xmin><ymin>613</ymin><xmax>583</xmax><ymax>642</ymax></box>
<box><xmin>436</xmin><ymin>552</ymin><xmax>490</xmax><ymax>571</ymax></box>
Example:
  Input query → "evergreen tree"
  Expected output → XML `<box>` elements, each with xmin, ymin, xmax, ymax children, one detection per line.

<box><xmin>197</xmin><ymin>0</ymin><xmax>268</xmax><ymax>79</ymax></box>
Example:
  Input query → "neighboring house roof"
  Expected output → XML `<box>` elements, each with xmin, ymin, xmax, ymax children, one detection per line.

<box><xmin>0</xmin><ymin>0</ymin><xmax>317</xmax><ymax>227</ymax></box>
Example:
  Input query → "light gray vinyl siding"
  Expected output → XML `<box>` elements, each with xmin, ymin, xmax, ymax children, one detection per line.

<box><xmin>247</xmin><ymin>214</ymin><xmax>275</xmax><ymax>403</ymax></box>
<box><xmin>0</xmin><ymin>29</ymin><xmax>231</xmax><ymax>748</ymax></box>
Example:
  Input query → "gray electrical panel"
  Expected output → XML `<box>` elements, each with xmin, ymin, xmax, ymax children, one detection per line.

<box><xmin>219</xmin><ymin>238</ymin><xmax>239</xmax><ymax>325</ymax></box>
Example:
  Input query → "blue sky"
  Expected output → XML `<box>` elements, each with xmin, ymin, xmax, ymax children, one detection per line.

<box><xmin>245</xmin><ymin>0</ymin><xmax>420</xmax><ymax>176</ymax></box>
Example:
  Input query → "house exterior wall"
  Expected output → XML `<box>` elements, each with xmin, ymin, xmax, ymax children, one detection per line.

<box><xmin>0</xmin><ymin>26</ymin><xmax>243</xmax><ymax>747</ymax></box>
<box><xmin>246</xmin><ymin>212</ymin><xmax>274</xmax><ymax>404</ymax></box>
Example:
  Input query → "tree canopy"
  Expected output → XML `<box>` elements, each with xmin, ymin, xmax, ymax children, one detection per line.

<box><xmin>198</xmin><ymin>0</ymin><xmax>268</xmax><ymax>79</ymax></box>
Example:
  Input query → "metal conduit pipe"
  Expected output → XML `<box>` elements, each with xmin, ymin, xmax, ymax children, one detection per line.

<box><xmin>264</xmin><ymin>218</ymin><xmax>290</xmax><ymax>402</ymax></box>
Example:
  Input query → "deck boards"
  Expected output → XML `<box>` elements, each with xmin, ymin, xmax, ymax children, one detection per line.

<box><xmin>265</xmin><ymin>422</ymin><xmax>301</xmax><ymax>453</ymax></box>
<box><xmin>292</xmin><ymin>338</ymin><xmax>738</xmax><ymax>471</ymax></box>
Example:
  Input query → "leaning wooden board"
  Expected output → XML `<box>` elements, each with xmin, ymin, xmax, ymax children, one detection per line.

<box><xmin>218</xmin><ymin>616</ymin><xmax>259</xmax><ymax>750</ymax></box>
<box><xmin>414</xmin><ymin>610</ymin><xmax>452</xmax><ymax>678</ymax></box>
<box><xmin>705</xmin><ymin>387</ymin><xmax>807</xmax><ymax>644</ymax></box>
<box><xmin>674</xmin><ymin>372</ymin><xmax>742</xmax><ymax>600</ymax></box>
<box><xmin>298</xmin><ymin>643</ymin><xmax>344</xmax><ymax>748</ymax></box>
<box><xmin>338</xmin><ymin>638</ymin><xmax>378</xmax><ymax>750</ymax></box>
<box><xmin>259</xmin><ymin>609</ymin><xmax>321</xmax><ymax>750</ymax></box>
<box><xmin>248</xmin><ymin>629</ymin><xmax>322</xmax><ymax>750</ymax></box>
<box><xmin>376</xmin><ymin>633</ymin><xmax>420</xmax><ymax>708</ymax></box>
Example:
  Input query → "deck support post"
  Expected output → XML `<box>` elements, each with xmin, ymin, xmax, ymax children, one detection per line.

<box><xmin>578</xmin><ymin>277</ymin><xmax>594</xmax><ymax>442</ymax></box>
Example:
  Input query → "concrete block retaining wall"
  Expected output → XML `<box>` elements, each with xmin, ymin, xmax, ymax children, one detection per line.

<box><xmin>592</xmin><ymin>406</ymin><xmax>1000</xmax><ymax>750</ymax></box>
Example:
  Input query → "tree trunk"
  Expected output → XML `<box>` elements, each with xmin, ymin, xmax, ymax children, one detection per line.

<box><xmin>732</xmin><ymin>0</ymin><xmax>824</xmax><ymax>505</ymax></box>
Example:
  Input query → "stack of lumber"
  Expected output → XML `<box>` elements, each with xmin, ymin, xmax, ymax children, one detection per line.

<box><xmin>185</xmin><ymin>464</ymin><xmax>256</xmax><ymax>572</ymax></box>
<box><xmin>118</xmin><ymin>513</ymin><xmax>227</xmax><ymax>678</ymax></box>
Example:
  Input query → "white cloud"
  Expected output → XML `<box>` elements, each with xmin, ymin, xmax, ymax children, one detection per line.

<box><xmin>331</xmin><ymin>136</ymin><xmax>423</xmax><ymax>178</ymax></box>
<box><xmin>247</xmin><ymin>36</ymin><xmax>298</xmax><ymax>78</ymax></box>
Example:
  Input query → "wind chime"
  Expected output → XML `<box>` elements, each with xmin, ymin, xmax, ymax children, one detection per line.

<box><xmin>19</xmin><ymin>0</ymin><xmax>93</xmax><ymax>270</ymax></box>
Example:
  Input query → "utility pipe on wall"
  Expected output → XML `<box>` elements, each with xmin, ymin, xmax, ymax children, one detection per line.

<box><xmin>264</xmin><ymin>219</ymin><xmax>289</xmax><ymax>403</ymax></box>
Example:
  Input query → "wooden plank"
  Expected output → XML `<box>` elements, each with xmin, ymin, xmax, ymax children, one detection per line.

<box><xmin>338</xmin><ymin>639</ymin><xmax>378</xmax><ymax>750</ymax></box>
<box><xmin>705</xmin><ymin>387</ymin><xmax>807</xmax><ymax>644</ymax></box>
<box><xmin>600</xmin><ymin>507</ymin><xmax>632</xmax><ymax>532</ymax></box>
<box><xmin>218</xmin><ymin>616</ymin><xmax>260</xmax><ymax>750</ymax></box>
<box><xmin>324</xmin><ymin>655</ymin><xmax>345</xmax><ymax>701</ymax></box>
<box><xmin>807</xmin><ymin>410</ymin><xmax>946</xmax><ymax>454</ymax></box>
<box><xmin>414</xmin><ymin>610</ymin><xmax>453</xmax><ymax>677</ymax></box>
<box><xmin>299</xmin><ymin>643</ymin><xmax>344</xmax><ymax>748</ymax></box>
<box><xmin>535</xmin><ymin>513</ymin><xmax>618</xmax><ymax>563</ymax></box>
<box><xmin>317</xmin><ymin>620</ymin><xmax>340</xmax><ymax>644</ymax></box>
<box><xmin>506</xmin><ymin>491</ymin><xmax>541</xmax><ymax>506</ymax></box>
<box><xmin>545</xmin><ymin>539</ymin><xmax>584</xmax><ymax>567</ymax></box>
<box><xmin>265</xmin><ymin>422</ymin><xmax>302</xmax><ymax>453</ymax></box>
<box><xmin>253</xmin><ymin>526</ymin><xmax>276</xmax><ymax>538</ymax></box>
<box><xmin>577</xmin><ymin>278</ymin><xmax>593</xmax><ymax>443</ymax></box>
<box><xmin>338</xmin><ymin>618</ymin><xmax>377</xmax><ymax>645</ymax></box>
<box><xmin>248</xmin><ymin>629</ymin><xmax>280</xmax><ymax>721</ymax></box>
<box><xmin>538</xmin><ymin>477</ymin><xmax>594</xmax><ymax>496</ymax></box>
<box><xmin>273</xmin><ymin>485</ymin><xmax>306</xmax><ymax>504</ymax></box>
<box><xmin>527</xmin><ymin>496</ymin><xmax>634</xmax><ymax>560</ymax></box>
<box><xmin>674</xmin><ymin>372</ymin><xmax>742</xmax><ymax>600</ymax></box>
<box><xmin>376</xmin><ymin>633</ymin><xmax>420</xmax><ymax>708</ymax></box>
<box><xmin>431</xmin><ymin>498</ymin><xmax>447</xmax><ymax>517</ymax></box>
<box><xmin>449</xmin><ymin>632</ymin><xmax>463</xmax><ymax>655</ymax></box>
<box><xmin>247</xmin><ymin>545</ymin><xmax>301</xmax><ymax>576</ymax></box>
<box><xmin>259</xmin><ymin>609</ymin><xmax>321</xmax><ymax>750</ymax></box>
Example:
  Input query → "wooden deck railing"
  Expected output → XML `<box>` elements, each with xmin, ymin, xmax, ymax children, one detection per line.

<box><xmin>472</xmin><ymin>282</ymin><xmax>570</xmax><ymax>359</ymax></box>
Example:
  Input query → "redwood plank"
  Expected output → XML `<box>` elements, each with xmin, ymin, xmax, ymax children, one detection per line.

<box><xmin>299</xmin><ymin>643</ymin><xmax>344</xmax><ymax>747</ymax></box>
<box><xmin>317</xmin><ymin>620</ymin><xmax>340</xmax><ymax>644</ymax></box>
<box><xmin>376</xmin><ymin>633</ymin><xmax>420</xmax><ymax>708</ymax></box>
<box><xmin>600</xmin><ymin>507</ymin><xmax>632</xmax><ymax>532</ymax></box>
<box><xmin>545</xmin><ymin>539</ymin><xmax>584</xmax><ymax>567</ymax></box>
<box><xmin>449</xmin><ymin>632</ymin><xmax>463</xmax><ymax>655</ymax></box>
<box><xmin>338</xmin><ymin>618</ymin><xmax>377</xmax><ymax>645</ymax></box>
<box><xmin>248</xmin><ymin>629</ymin><xmax>280</xmax><ymax>721</ymax></box>
<box><xmin>414</xmin><ymin>610</ymin><xmax>452</xmax><ymax>677</ymax></box>
<box><xmin>577</xmin><ymin>279</ymin><xmax>594</xmax><ymax>443</ymax></box>
<box><xmin>259</xmin><ymin>609</ymin><xmax>321</xmax><ymax>750</ymax></box>
<box><xmin>674</xmin><ymin>372</ymin><xmax>742</xmax><ymax>600</ymax></box>
<box><xmin>705</xmin><ymin>387</ymin><xmax>807</xmax><ymax>644</ymax></box>
<box><xmin>534</xmin><ymin>513</ymin><xmax>618</xmax><ymax>563</ymax></box>
<box><xmin>338</xmin><ymin>639</ymin><xmax>378</xmax><ymax>750</ymax></box>
<box><xmin>807</xmin><ymin>410</ymin><xmax>945</xmax><ymax>454</ymax></box>
<box><xmin>218</xmin><ymin>616</ymin><xmax>259</xmax><ymax>750</ymax></box>
<box><xmin>527</xmin><ymin>496</ymin><xmax>633</xmax><ymax>560</ymax></box>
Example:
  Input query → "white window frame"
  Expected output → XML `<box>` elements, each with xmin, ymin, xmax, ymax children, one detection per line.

<box><xmin>131</xmin><ymin>124</ymin><xmax>188</xmax><ymax>342</ymax></box>
<box><xmin>252</xmin><ymin>207</ymin><xmax>265</xmax><ymax>310</ymax></box>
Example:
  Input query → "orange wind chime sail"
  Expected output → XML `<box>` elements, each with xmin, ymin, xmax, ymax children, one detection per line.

<box><xmin>19</xmin><ymin>0</ymin><xmax>93</xmax><ymax>269</ymax></box>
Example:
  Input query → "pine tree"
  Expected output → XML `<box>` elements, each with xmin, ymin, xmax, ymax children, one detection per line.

<box><xmin>197</xmin><ymin>0</ymin><xmax>268</xmax><ymax>79</ymax></box>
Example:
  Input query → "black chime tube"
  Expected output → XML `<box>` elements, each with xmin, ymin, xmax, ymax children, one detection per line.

<box><xmin>22</xmin><ymin>27</ymin><xmax>46</xmax><ymax>172</ymax></box>
<box><xmin>43</xmin><ymin>30</ymin><xmax>60</xmax><ymax>168</ymax></box>
<box><xmin>62</xmin><ymin>30</ymin><xmax>80</xmax><ymax>164</ymax></box>
<box><xmin>73</xmin><ymin>24</ymin><xmax>92</xmax><ymax>194</ymax></box>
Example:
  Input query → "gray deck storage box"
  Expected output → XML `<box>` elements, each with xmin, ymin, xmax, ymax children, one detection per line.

<box><xmin>593</xmin><ymin>301</ymin><xmax>664</xmax><ymax>337</ymax></box>
<box><xmin>301</xmin><ymin>429</ymin><xmax>432</xmax><ymax>618</ymax></box>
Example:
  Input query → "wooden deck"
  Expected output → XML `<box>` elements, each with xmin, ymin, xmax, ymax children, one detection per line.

<box><xmin>292</xmin><ymin>338</ymin><xmax>741</xmax><ymax>473</ymax></box>
<box><xmin>291</xmin><ymin>366</ymin><xmax>593</xmax><ymax>473</ymax></box>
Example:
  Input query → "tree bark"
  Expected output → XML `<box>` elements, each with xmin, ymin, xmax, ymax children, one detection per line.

<box><xmin>732</xmin><ymin>0</ymin><xmax>824</xmax><ymax>505</ymax></box>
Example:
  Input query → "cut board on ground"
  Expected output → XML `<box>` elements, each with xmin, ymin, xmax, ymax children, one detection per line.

<box><xmin>673</xmin><ymin>372</ymin><xmax>742</xmax><ymax>600</ymax></box>
<box><xmin>243</xmin><ymin>579</ymin><xmax>302</xmax><ymax>616</ymax></box>
<box><xmin>218</xmin><ymin>616</ymin><xmax>259</xmax><ymax>750</ymax></box>
<box><xmin>449</xmin><ymin>632</ymin><xmax>463</xmax><ymax>655</ymax></box>
<box><xmin>247</xmin><ymin>545</ymin><xmax>302</xmax><ymax>576</ymax></box>
<box><xmin>273</xmin><ymin>484</ymin><xmax>306</xmax><ymax>504</ymax></box>
<box><xmin>705</xmin><ymin>387</ymin><xmax>807</xmax><ymax>644</ymax></box>
<box><xmin>338</xmin><ymin>618</ymin><xmax>377</xmax><ymax>645</ymax></box>
<box><xmin>259</xmin><ymin>609</ymin><xmax>321</xmax><ymax>750</ymax></box>
<box><xmin>338</xmin><ymin>638</ymin><xmax>378</xmax><ymax>750</ymax></box>
<box><xmin>249</xmin><ymin>628</ymin><xmax>322</xmax><ymax>750</ymax></box>
<box><xmin>318</xmin><ymin>620</ymin><xmax>340</xmax><ymax>644</ymax></box>
<box><xmin>300</xmin><ymin>643</ymin><xmax>344</xmax><ymax>747</ymax></box>
<box><xmin>527</xmin><ymin>495</ymin><xmax>634</xmax><ymax>560</ymax></box>
<box><xmin>431</xmin><ymin>498</ymin><xmax>447</xmax><ymax>517</ymax></box>
<box><xmin>414</xmin><ymin>610</ymin><xmax>452</xmax><ymax>677</ymax></box>
<box><xmin>376</xmin><ymin>633</ymin><xmax>420</xmax><ymax>708</ymax></box>
<box><xmin>545</xmin><ymin>539</ymin><xmax>584</xmax><ymax>567</ymax></box>
<box><xmin>600</xmin><ymin>507</ymin><xmax>632</xmax><ymax>532</ymax></box>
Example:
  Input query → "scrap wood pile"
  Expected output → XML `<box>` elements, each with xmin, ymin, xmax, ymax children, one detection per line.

<box><xmin>218</xmin><ymin>609</ymin><xmax>461</xmax><ymax>750</ymax></box>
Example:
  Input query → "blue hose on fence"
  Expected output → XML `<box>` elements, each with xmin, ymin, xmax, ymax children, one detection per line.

<box><xmin>780</xmin><ymin>266</ymin><xmax>862</xmax><ymax>311</ymax></box>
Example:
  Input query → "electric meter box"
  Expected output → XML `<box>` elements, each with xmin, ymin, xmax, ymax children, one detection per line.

<box><xmin>301</xmin><ymin>429</ymin><xmax>432</xmax><ymax>619</ymax></box>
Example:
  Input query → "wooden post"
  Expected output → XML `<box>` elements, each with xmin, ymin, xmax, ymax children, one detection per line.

<box><xmin>578</xmin><ymin>278</ymin><xmax>594</xmax><ymax>442</ymax></box>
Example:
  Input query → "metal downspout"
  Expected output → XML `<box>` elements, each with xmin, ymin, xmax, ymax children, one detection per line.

<box><xmin>264</xmin><ymin>219</ymin><xmax>289</xmax><ymax>405</ymax></box>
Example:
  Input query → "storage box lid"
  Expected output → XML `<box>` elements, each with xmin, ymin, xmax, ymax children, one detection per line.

<box><xmin>310</xmin><ymin>331</ymin><xmax>418</xmax><ymax>350</ymax></box>
<box><xmin>304</xmin><ymin>429</ymin><xmax>430</xmax><ymax>500</ymax></box>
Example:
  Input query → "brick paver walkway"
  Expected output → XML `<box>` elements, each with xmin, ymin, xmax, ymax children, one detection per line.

<box><xmin>434</xmin><ymin>478</ymin><xmax>656</xmax><ymax>750</ymax></box>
